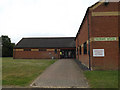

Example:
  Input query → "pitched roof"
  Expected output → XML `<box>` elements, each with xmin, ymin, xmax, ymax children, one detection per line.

<box><xmin>75</xmin><ymin>0</ymin><xmax>104</xmax><ymax>40</ymax></box>
<box><xmin>14</xmin><ymin>37</ymin><xmax>76</xmax><ymax>48</ymax></box>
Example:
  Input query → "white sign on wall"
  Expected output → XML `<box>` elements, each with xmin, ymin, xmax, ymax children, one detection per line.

<box><xmin>93</xmin><ymin>49</ymin><xmax>104</xmax><ymax>57</ymax></box>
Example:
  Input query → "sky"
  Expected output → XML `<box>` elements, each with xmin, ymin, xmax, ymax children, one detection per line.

<box><xmin>0</xmin><ymin>0</ymin><xmax>100</xmax><ymax>44</ymax></box>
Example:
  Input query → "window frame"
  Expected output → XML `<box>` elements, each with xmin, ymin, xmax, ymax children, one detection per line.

<box><xmin>54</xmin><ymin>49</ymin><xmax>57</xmax><ymax>54</ymax></box>
<box><xmin>39</xmin><ymin>49</ymin><xmax>46</xmax><ymax>51</ymax></box>
<box><xmin>84</xmin><ymin>42</ymin><xmax>87</xmax><ymax>54</ymax></box>
<box><xmin>24</xmin><ymin>49</ymin><xmax>31</xmax><ymax>51</ymax></box>
<box><xmin>79</xmin><ymin>46</ymin><xmax>81</xmax><ymax>55</ymax></box>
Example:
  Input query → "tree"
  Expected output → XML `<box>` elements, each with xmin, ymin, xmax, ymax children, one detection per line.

<box><xmin>1</xmin><ymin>35</ymin><xmax>15</xmax><ymax>57</ymax></box>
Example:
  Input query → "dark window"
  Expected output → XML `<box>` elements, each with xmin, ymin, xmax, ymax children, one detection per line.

<box><xmin>79</xmin><ymin>46</ymin><xmax>81</xmax><ymax>55</ymax></box>
<box><xmin>84</xmin><ymin>42</ymin><xmax>87</xmax><ymax>54</ymax></box>
<box><xmin>39</xmin><ymin>49</ymin><xmax>46</xmax><ymax>51</ymax></box>
<box><xmin>24</xmin><ymin>49</ymin><xmax>31</xmax><ymax>51</ymax></box>
<box><xmin>55</xmin><ymin>49</ymin><xmax>57</xmax><ymax>54</ymax></box>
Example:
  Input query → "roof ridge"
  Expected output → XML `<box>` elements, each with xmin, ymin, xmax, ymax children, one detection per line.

<box><xmin>14</xmin><ymin>37</ymin><xmax>76</xmax><ymax>48</ymax></box>
<box><xmin>22</xmin><ymin>37</ymin><xmax>75</xmax><ymax>39</ymax></box>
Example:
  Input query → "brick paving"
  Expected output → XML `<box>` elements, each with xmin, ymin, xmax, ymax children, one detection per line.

<box><xmin>31</xmin><ymin>59</ymin><xmax>89</xmax><ymax>88</ymax></box>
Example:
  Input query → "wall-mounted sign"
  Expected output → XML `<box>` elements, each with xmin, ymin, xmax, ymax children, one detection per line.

<box><xmin>94</xmin><ymin>37</ymin><xmax>117</xmax><ymax>41</ymax></box>
<box><xmin>93</xmin><ymin>49</ymin><xmax>104</xmax><ymax>57</ymax></box>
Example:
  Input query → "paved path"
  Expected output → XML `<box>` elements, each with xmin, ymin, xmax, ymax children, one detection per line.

<box><xmin>31</xmin><ymin>59</ymin><xmax>89</xmax><ymax>88</ymax></box>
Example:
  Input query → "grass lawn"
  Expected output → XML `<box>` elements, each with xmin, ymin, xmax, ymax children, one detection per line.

<box><xmin>2</xmin><ymin>57</ymin><xmax>56</xmax><ymax>87</ymax></box>
<box><xmin>84</xmin><ymin>70</ymin><xmax>118</xmax><ymax>88</ymax></box>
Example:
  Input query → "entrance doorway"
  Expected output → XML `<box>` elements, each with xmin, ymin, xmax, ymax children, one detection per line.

<box><xmin>60</xmin><ymin>49</ymin><xmax>76</xmax><ymax>59</ymax></box>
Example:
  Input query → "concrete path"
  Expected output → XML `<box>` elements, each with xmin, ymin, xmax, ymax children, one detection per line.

<box><xmin>31</xmin><ymin>59</ymin><xmax>89</xmax><ymax>88</ymax></box>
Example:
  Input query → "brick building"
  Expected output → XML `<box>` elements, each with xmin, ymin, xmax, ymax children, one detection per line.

<box><xmin>75</xmin><ymin>1</ymin><xmax>119</xmax><ymax>70</ymax></box>
<box><xmin>13</xmin><ymin>1</ymin><xmax>119</xmax><ymax>70</ymax></box>
<box><xmin>13</xmin><ymin>37</ymin><xmax>76</xmax><ymax>59</ymax></box>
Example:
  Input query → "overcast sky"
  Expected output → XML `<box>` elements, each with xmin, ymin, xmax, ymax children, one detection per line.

<box><xmin>0</xmin><ymin>0</ymin><xmax>100</xmax><ymax>44</ymax></box>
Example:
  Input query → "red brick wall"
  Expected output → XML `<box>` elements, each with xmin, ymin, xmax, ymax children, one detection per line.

<box><xmin>91</xmin><ymin>16</ymin><xmax>119</xmax><ymax>70</ymax></box>
<box><xmin>91</xmin><ymin>16</ymin><xmax>118</xmax><ymax>37</ymax></box>
<box><xmin>91</xmin><ymin>42</ymin><xmax>118</xmax><ymax>70</ymax></box>
<box><xmin>76</xmin><ymin>2</ymin><xmax>119</xmax><ymax>70</ymax></box>
<box><xmin>13</xmin><ymin>48</ymin><xmax>76</xmax><ymax>59</ymax></box>
<box><xmin>75</xmin><ymin>39</ymin><xmax>78</xmax><ymax>59</ymax></box>
<box><xmin>75</xmin><ymin>12</ymin><xmax>90</xmax><ymax>67</ymax></box>
<box><xmin>91</xmin><ymin>2</ymin><xmax>119</xmax><ymax>70</ymax></box>
<box><xmin>78</xmin><ymin>17</ymin><xmax>88</xmax><ymax>44</ymax></box>
<box><xmin>13</xmin><ymin>49</ymin><xmax>60</xmax><ymax>59</ymax></box>
<box><xmin>93</xmin><ymin>2</ymin><xmax>118</xmax><ymax>12</ymax></box>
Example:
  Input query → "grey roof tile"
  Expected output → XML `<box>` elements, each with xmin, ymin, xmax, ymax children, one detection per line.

<box><xmin>15</xmin><ymin>37</ymin><xmax>76</xmax><ymax>48</ymax></box>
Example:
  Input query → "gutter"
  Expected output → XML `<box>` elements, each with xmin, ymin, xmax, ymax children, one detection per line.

<box><xmin>87</xmin><ymin>10</ymin><xmax>91</xmax><ymax>70</ymax></box>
